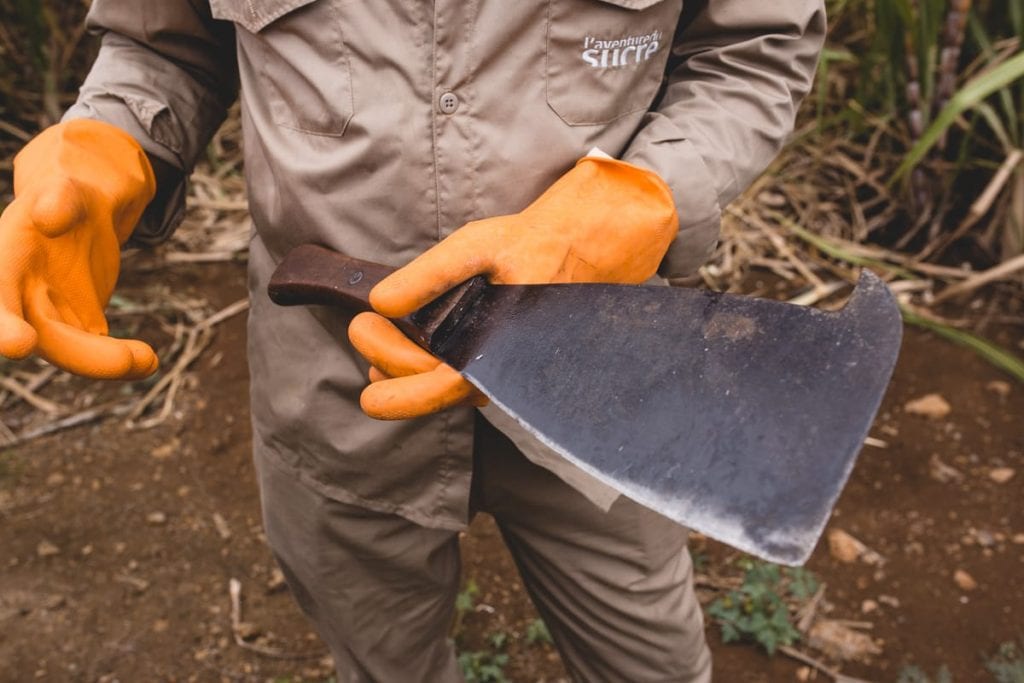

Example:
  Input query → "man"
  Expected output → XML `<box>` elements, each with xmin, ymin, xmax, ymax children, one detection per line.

<box><xmin>0</xmin><ymin>1</ymin><xmax>825</xmax><ymax>680</ymax></box>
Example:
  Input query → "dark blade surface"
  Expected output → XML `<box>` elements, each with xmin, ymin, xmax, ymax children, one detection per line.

<box><xmin>429</xmin><ymin>272</ymin><xmax>902</xmax><ymax>565</ymax></box>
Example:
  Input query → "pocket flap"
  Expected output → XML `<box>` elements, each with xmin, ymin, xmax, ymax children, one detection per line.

<box><xmin>593</xmin><ymin>0</ymin><xmax>670</xmax><ymax>9</ymax></box>
<box><xmin>209</xmin><ymin>0</ymin><xmax>319</xmax><ymax>33</ymax></box>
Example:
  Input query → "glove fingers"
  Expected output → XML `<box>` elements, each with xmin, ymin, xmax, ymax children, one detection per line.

<box><xmin>348</xmin><ymin>312</ymin><xmax>439</xmax><ymax>376</ymax></box>
<box><xmin>360</xmin><ymin>364</ymin><xmax>475</xmax><ymax>420</ymax></box>
<box><xmin>122</xmin><ymin>338</ymin><xmax>161</xmax><ymax>380</ymax></box>
<box><xmin>0</xmin><ymin>307</ymin><xmax>37</xmax><ymax>360</ymax></box>
<box><xmin>34</xmin><ymin>319</ymin><xmax>157</xmax><ymax>380</ymax></box>
<box><xmin>0</xmin><ymin>202</ymin><xmax>37</xmax><ymax>358</ymax></box>
<box><xmin>370</xmin><ymin>224</ymin><xmax>494</xmax><ymax>317</ymax></box>
<box><xmin>368</xmin><ymin>365</ymin><xmax>488</xmax><ymax>407</ymax></box>
<box><xmin>25</xmin><ymin>286</ymin><xmax>152</xmax><ymax>380</ymax></box>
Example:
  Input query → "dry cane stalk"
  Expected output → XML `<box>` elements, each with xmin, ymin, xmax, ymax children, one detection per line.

<box><xmin>933</xmin><ymin>251</ymin><xmax>1024</xmax><ymax>303</ymax></box>
<box><xmin>918</xmin><ymin>148</ymin><xmax>1024</xmax><ymax>260</ymax></box>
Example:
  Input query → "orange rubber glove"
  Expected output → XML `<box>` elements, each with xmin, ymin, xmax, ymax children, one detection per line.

<box><xmin>351</xmin><ymin>154</ymin><xmax>678</xmax><ymax>420</ymax></box>
<box><xmin>348</xmin><ymin>312</ymin><xmax>488</xmax><ymax>419</ymax></box>
<box><xmin>0</xmin><ymin>119</ymin><xmax>158</xmax><ymax>379</ymax></box>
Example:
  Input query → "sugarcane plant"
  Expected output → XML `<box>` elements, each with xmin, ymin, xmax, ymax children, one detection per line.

<box><xmin>824</xmin><ymin>0</ymin><xmax>1024</xmax><ymax>264</ymax></box>
<box><xmin>0</xmin><ymin>0</ymin><xmax>94</xmax><ymax>133</ymax></box>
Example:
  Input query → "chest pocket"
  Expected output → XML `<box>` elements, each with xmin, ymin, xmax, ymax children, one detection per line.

<box><xmin>210</xmin><ymin>0</ymin><xmax>354</xmax><ymax>137</ymax></box>
<box><xmin>546</xmin><ymin>0</ymin><xmax>682</xmax><ymax>126</ymax></box>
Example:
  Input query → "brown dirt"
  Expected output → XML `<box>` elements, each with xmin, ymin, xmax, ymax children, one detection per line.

<box><xmin>1</xmin><ymin>261</ymin><xmax>1022</xmax><ymax>682</ymax></box>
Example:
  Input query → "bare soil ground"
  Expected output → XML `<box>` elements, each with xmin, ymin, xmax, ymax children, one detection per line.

<box><xmin>0</xmin><ymin>262</ymin><xmax>1021</xmax><ymax>682</ymax></box>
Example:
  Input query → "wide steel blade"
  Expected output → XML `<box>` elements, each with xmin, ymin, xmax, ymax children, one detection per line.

<box><xmin>430</xmin><ymin>271</ymin><xmax>902</xmax><ymax>565</ymax></box>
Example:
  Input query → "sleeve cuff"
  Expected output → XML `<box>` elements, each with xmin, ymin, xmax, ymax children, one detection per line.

<box><xmin>622</xmin><ymin>131</ymin><xmax>722</xmax><ymax>279</ymax></box>
<box><xmin>64</xmin><ymin>100</ymin><xmax>188</xmax><ymax>247</ymax></box>
<box><xmin>62</xmin><ymin>32</ymin><xmax>230</xmax><ymax>245</ymax></box>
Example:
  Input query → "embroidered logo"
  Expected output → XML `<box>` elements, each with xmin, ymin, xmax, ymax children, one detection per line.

<box><xmin>581</xmin><ymin>31</ymin><xmax>662</xmax><ymax>69</ymax></box>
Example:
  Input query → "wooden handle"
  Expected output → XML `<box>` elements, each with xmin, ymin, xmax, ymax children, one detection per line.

<box><xmin>268</xmin><ymin>243</ymin><xmax>488</xmax><ymax>352</ymax></box>
<box><xmin>268</xmin><ymin>243</ymin><xmax>394</xmax><ymax>312</ymax></box>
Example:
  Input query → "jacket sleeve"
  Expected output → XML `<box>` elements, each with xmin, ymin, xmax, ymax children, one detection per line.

<box><xmin>63</xmin><ymin>2</ymin><xmax>238</xmax><ymax>246</ymax></box>
<box><xmin>622</xmin><ymin>0</ymin><xmax>826</xmax><ymax>278</ymax></box>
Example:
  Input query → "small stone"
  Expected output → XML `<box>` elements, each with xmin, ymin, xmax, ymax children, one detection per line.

<box><xmin>878</xmin><ymin>594</ymin><xmax>900</xmax><ymax>608</ymax></box>
<box><xmin>146</xmin><ymin>512</ymin><xmax>168</xmax><ymax>526</ymax></box>
<box><xmin>989</xmin><ymin>467</ymin><xmax>1016</xmax><ymax>484</ymax></box>
<box><xmin>36</xmin><ymin>541</ymin><xmax>60</xmax><ymax>558</ymax></box>
<box><xmin>986</xmin><ymin>380</ymin><xmax>1011</xmax><ymax>398</ymax></box>
<box><xmin>861</xmin><ymin>599</ymin><xmax>878</xmax><ymax>614</ymax></box>
<box><xmin>1013</xmin><ymin>534</ymin><xmax>1024</xmax><ymax>545</ymax></box>
<box><xmin>153</xmin><ymin>619</ymin><xmax>170</xmax><ymax>633</ymax></box>
<box><xmin>828</xmin><ymin>529</ymin><xmax>865</xmax><ymax>563</ymax></box>
<box><xmin>795</xmin><ymin>667</ymin><xmax>811</xmax><ymax>682</ymax></box>
<box><xmin>954</xmin><ymin>569</ymin><xmax>977</xmax><ymax>591</ymax></box>
<box><xmin>45</xmin><ymin>472</ymin><xmax>66</xmax><ymax>487</ymax></box>
<box><xmin>114</xmin><ymin>574</ymin><xmax>150</xmax><ymax>594</ymax></box>
<box><xmin>151</xmin><ymin>439</ymin><xmax>179</xmax><ymax>460</ymax></box>
<box><xmin>266</xmin><ymin>568</ymin><xmax>287</xmax><ymax>593</ymax></box>
<box><xmin>929</xmin><ymin>454</ymin><xmax>963</xmax><ymax>484</ymax></box>
<box><xmin>904</xmin><ymin>541</ymin><xmax>924</xmax><ymax>556</ymax></box>
<box><xmin>975</xmin><ymin>530</ymin><xmax>996</xmax><ymax>547</ymax></box>
<box><xmin>235</xmin><ymin>621</ymin><xmax>260</xmax><ymax>640</ymax></box>
<box><xmin>42</xmin><ymin>595</ymin><xmax>65</xmax><ymax>611</ymax></box>
<box><xmin>212</xmin><ymin>513</ymin><xmax>232</xmax><ymax>541</ymax></box>
<box><xmin>904</xmin><ymin>393</ymin><xmax>951</xmax><ymax>419</ymax></box>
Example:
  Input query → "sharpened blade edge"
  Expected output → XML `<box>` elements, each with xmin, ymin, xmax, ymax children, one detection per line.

<box><xmin>468</xmin><ymin>380</ymin><xmax>819</xmax><ymax>566</ymax></box>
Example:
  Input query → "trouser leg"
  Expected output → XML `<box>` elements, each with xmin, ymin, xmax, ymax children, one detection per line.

<box><xmin>473</xmin><ymin>415</ymin><xmax>712</xmax><ymax>683</ymax></box>
<box><xmin>256</xmin><ymin>456</ymin><xmax>463</xmax><ymax>683</ymax></box>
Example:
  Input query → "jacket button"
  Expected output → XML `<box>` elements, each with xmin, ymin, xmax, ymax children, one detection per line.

<box><xmin>438</xmin><ymin>91</ymin><xmax>460</xmax><ymax>115</ymax></box>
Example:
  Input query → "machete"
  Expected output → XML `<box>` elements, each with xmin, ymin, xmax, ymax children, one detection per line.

<box><xmin>268</xmin><ymin>244</ymin><xmax>902</xmax><ymax>565</ymax></box>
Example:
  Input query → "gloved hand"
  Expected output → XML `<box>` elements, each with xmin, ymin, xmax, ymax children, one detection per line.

<box><xmin>351</xmin><ymin>154</ymin><xmax>678</xmax><ymax>420</ymax></box>
<box><xmin>0</xmin><ymin>119</ymin><xmax>158</xmax><ymax>379</ymax></box>
<box><xmin>348</xmin><ymin>312</ymin><xmax>488</xmax><ymax>420</ymax></box>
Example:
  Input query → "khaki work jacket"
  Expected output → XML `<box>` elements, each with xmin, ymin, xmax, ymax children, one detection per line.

<box><xmin>67</xmin><ymin>0</ymin><xmax>825</xmax><ymax>530</ymax></box>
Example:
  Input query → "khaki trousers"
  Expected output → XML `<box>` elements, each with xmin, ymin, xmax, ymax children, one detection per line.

<box><xmin>257</xmin><ymin>415</ymin><xmax>711</xmax><ymax>682</ymax></box>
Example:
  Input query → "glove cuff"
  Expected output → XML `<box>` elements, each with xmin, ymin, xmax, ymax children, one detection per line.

<box><xmin>573</xmin><ymin>153</ymin><xmax>678</xmax><ymax>220</ymax></box>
